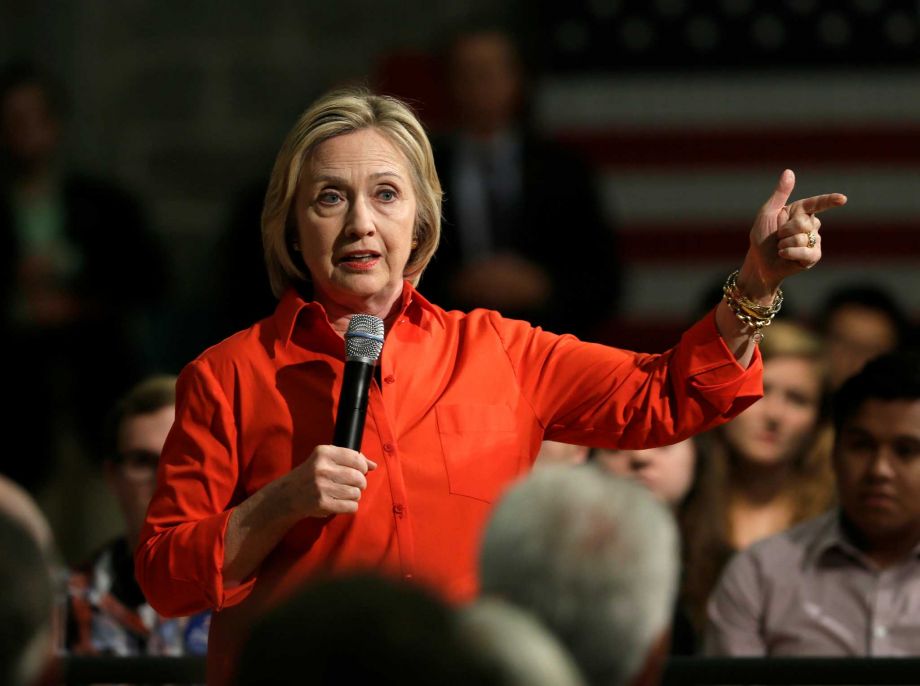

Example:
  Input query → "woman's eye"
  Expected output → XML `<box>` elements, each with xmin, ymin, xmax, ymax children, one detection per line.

<box><xmin>318</xmin><ymin>191</ymin><xmax>342</xmax><ymax>205</ymax></box>
<box><xmin>377</xmin><ymin>188</ymin><xmax>397</xmax><ymax>202</ymax></box>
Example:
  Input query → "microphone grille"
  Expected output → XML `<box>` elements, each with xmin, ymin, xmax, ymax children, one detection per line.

<box><xmin>344</xmin><ymin>314</ymin><xmax>385</xmax><ymax>361</ymax></box>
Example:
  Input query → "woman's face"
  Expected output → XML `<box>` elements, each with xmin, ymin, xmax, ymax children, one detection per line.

<box><xmin>722</xmin><ymin>356</ymin><xmax>822</xmax><ymax>468</ymax></box>
<box><xmin>593</xmin><ymin>438</ymin><xmax>696</xmax><ymax>506</ymax></box>
<box><xmin>293</xmin><ymin>128</ymin><xmax>417</xmax><ymax>314</ymax></box>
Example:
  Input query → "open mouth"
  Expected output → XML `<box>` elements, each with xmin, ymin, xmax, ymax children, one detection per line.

<box><xmin>337</xmin><ymin>251</ymin><xmax>380</xmax><ymax>265</ymax></box>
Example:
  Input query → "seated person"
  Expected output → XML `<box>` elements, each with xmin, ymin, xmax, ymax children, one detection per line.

<box><xmin>480</xmin><ymin>465</ymin><xmax>679</xmax><ymax>686</ymax></box>
<box><xmin>592</xmin><ymin>439</ymin><xmax>699</xmax><ymax>654</ymax></box>
<box><xmin>534</xmin><ymin>440</ymin><xmax>590</xmax><ymax>468</ymax></box>
<box><xmin>235</xmin><ymin>574</ymin><xmax>503</xmax><ymax>686</ymax></box>
<box><xmin>67</xmin><ymin>376</ymin><xmax>209</xmax><ymax>656</ymax></box>
<box><xmin>592</xmin><ymin>438</ymin><xmax>697</xmax><ymax>509</ymax></box>
<box><xmin>818</xmin><ymin>284</ymin><xmax>910</xmax><ymax>390</ymax></box>
<box><xmin>459</xmin><ymin>598</ymin><xmax>585</xmax><ymax>686</ymax></box>
<box><xmin>680</xmin><ymin>321</ymin><xmax>835</xmax><ymax>634</ymax></box>
<box><xmin>0</xmin><ymin>510</ymin><xmax>56</xmax><ymax>686</ymax></box>
<box><xmin>706</xmin><ymin>351</ymin><xmax>920</xmax><ymax>655</ymax></box>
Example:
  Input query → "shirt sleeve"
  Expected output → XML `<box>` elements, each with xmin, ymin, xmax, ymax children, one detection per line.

<box><xmin>491</xmin><ymin>306</ymin><xmax>763</xmax><ymax>448</ymax></box>
<box><xmin>704</xmin><ymin>549</ymin><xmax>768</xmax><ymax>656</ymax></box>
<box><xmin>134</xmin><ymin>359</ymin><xmax>256</xmax><ymax>616</ymax></box>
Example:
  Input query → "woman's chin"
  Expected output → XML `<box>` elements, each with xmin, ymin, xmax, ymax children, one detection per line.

<box><xmin>323</xmin><ymin>274</ymin><xmax>402</xmax><ymax>308</ymax></box>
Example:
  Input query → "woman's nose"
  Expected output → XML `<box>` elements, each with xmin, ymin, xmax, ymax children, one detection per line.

<box><xmin>345</xmin><ymin>195</ymin><xmax>376</xmax><ymax>237</ymax></box>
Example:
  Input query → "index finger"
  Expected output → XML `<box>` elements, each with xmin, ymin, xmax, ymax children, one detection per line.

<box><xmin>790</xmin><ymin>193</ymin><xmax>848</xmax><ymax>216</ymax></box>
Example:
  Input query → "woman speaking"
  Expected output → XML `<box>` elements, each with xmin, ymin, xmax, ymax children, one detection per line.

<box><xmin>135</xmin><ymin>89</ymin><xmax>845</xmax><ymax>683</ymax></box>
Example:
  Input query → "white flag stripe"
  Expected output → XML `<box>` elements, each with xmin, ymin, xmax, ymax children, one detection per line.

<box><xmin>600</xmin><ymin>169</ymin><xmax>920</xmax><ymax>227</ymax></box>
<box><xmin>537</xmin><ymin>71</ymin><xmax>920</xmax><ymax>131</ymax></box>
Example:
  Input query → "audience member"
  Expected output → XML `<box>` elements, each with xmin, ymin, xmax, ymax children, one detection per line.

<box><xmin>0</xmin><ymin>61</ymin><xmax>167</xmax><ymax>489</ymax></box>
<box><xmin>67</xmin><ymin>376</ymin><xmax>210</xmax><ymax>656</ymax></box>
<box><xmin>818</xmin><ymin>284</ymin><xmax>909</xmax><ymax>390</ymax></box>
<box><xmin>0</xmin><ymin>475</ymin><xmax>65</xmax><ymax>659</ymax></box>
<box><xmin>425</xmin><ymin>25</ymin><xmax>618</xmax><ymax>338</ymax></box>
<box><xmin>592</xmin><ymin>438</ymin><xmax>697</xmax><ymax>509</ymax></box>
<box><xmin>679</xmin><ymin>321</ymin><xmax>835</xmax><ymax>633</ymax></box>
<box><xmin>534</xmin><ymin>440</ymin><xmax>590</xmax><ymax>468</ymax></box>
<box><xmin>236</xmin><ymin>574</ymin><xmax>502</xmax><ymax>685</ymax></box>
<box><xmin>592</xmin><ymin>439</ymin><xmax>699</xmax><ymax>653</ymax></box>
<box><xmin>0</xmin><ymin>511</ymin><xmax>56</xmax><ymax>686</ymax></box>
<box><xmin>480</xmin><ymin>465</ymin><xmax>679</xmax><ymax>686</ymax></box>
<box><xmin>706</xmin><ymin>351</ymin><xmax>920</xmax><ymax>655</ymax></box>
<box><xmin>0</xmin><ymin>474</ymin><xmax>54</xmax><ymax>556</ymax></box>
<box><xmin>459</xmin><ymin>598</ymin><xmax>585</xmax><ymax>686</ymax></box>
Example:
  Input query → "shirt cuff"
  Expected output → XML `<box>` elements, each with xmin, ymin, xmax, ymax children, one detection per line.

<box><xmin>675</xmin><ymin>307</ymin><xmax>764</xmax><ymax>415</ymax></box>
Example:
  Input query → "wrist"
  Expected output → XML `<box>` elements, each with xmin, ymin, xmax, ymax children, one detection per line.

<box><xmin>737</xmin><ymin>257</ymin><xmax>780</xmax><ymax>305</ymax></box>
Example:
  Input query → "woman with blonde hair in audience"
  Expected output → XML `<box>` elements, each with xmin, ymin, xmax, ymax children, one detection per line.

<box><xmin>680</xmin><ymin>320</ymin><xmax>835</xmax><ymax>636</ymax></box>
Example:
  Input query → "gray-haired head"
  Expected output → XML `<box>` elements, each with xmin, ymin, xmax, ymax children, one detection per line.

<box><xmin>458</xmin><ymin>598</ymin><xmax>585</xmax><ymax>686</ymax></box>
<box><xmin>480</xmin><ymin>465</ymin><xmax>679</xmax><ymax>686</ymax></box>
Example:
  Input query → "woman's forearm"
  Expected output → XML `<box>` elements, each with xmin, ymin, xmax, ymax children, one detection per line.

<box><xmin>222</xmin><ymin>445</ymin><xmax>375</xmax><ymax>585</ymax></box>
<box><xmin>222</xmin><ymin>476</ymin><xmax>303</xmax><ymax>586</ymax></box>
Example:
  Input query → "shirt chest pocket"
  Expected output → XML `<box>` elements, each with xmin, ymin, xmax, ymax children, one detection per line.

<box><xmin>435</xmin><ymin>403</ymin><xmax>526</xmax><ymax>504</ymax></box>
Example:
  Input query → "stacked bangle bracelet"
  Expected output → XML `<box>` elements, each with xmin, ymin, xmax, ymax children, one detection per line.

<box><xmin>722</xmin><ymin>270</ymin><xmax>783</xmax><ymax>343</ymax></box>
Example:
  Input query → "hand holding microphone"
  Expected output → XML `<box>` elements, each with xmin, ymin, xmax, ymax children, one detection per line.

<box><xmin>287</xmin><ymin>314</ymin><xmax>385</xmax><ymax>518</ymax></box>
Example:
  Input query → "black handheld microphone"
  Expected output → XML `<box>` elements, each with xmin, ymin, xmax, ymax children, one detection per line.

<box><xmin>333</xmin><ymin>314</ymin><xmax>385</xmax><ymax>450</ymax></box>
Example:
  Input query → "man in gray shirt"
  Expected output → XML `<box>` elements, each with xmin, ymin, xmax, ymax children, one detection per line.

<box><xmin>706</xmin><ymin>351</ymin><xmax>920</xmax><ymax>656</ymax></box>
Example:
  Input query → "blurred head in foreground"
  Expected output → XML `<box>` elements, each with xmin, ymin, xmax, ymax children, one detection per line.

<box><xmin>480</xmin><ymin>465</ymin><xmax>679</xmax><ymax>686</ymax></box>
<box><xmin>0</xmin><ymin>511</ymin><xmax>55</xmax><ymax>686</ymax></box>
<box><xmin>459</xmin><ymin>598</ymin><xmax>585</xmax><ymax>686</ymax></box>
<box><xmin>236</xmin><ymin>574</ymin><xmax>502</xmax><ymax>685</ymax></box>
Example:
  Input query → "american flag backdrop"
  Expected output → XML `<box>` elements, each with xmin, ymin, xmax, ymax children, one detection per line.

<box><xmin>377</xmin><ymin>0</ymin><xmax>920</xmax><ymax>344</ymax></box>
<box><xmin>531</xmin><ymin>0</ymin><xmax>920</xmax><ymax>340</ymax></box>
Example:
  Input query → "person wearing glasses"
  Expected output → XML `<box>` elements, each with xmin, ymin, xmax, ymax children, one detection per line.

<box><xmin>67</xmin><ymin>376</ymin><xmax>210</xmax><ymax>657</ymax></box>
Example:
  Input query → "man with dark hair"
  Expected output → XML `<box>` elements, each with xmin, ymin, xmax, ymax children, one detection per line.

<box><xmin>818</xmin><ymin>284</ymin><xmax>910</xmax><ymax>390</ymax></box>
<box><xmin>68</xmin><ymin>376</ymin><xmax>210</xmax><ymax>656</ymax></box>
<box><xmin>0</xmin><ymin>511</ymin><xmax>55</xmax><ymax>686</ymax></box>
<box><xmin>706</xmin><ymin>351</ymin><xmax>920</xmax><ymax>655</ymax></box>
<box><xmin>426</xmin><ymin>26</ymin><xmax>619</xmax><ymax>339</ymax></box>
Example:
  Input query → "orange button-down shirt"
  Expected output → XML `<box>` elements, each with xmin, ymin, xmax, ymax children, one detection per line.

<box><xmin>136</xmin><ymin>282</ymin><xmax>762</xmax><ymax>683</ymax></box>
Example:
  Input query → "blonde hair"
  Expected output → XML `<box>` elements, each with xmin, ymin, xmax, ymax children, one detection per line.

<box><xmin>679</xmin><ymin>320</ymin><xmax>835</xmax><ymax>632</ymax></box>
<box><xmin>261</xmin><ymin>88</ymin><xmax>443</xmax><ymax>298</ymax></box>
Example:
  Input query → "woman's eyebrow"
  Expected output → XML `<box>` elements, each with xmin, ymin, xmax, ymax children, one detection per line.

<box><xmin>312</xmin><ymin>171</ymin><xmax>403</xmax><ymax>184</ymax></box>
<box><xmin>313</xmin><ymin>174</ymin><xmax>348</xmax><ymax>185</ymax></box>
<box><xmin>370</xmin><ymin>171</ymin><xmax>403</xmax><ymax>180</ymax></box>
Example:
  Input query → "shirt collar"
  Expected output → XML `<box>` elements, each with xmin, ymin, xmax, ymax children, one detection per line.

<box><xmin>273</xmin><ymin>280</ymin><xmax>438</xmax><ymax>348</ymax></box>
<box><xmin>805</xmin><ymin>510</ymin><xmax>861</xmax><ymax>567</ymax></box>
<box><xmin>806</xmin><ymin>509</ymin><xmax>920</xmax><ymax>568</ymax></box>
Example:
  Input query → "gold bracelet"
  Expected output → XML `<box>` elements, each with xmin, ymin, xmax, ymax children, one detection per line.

<box><xmin>722</xmin><ymin>270</ymin><xmax>783</xmax><ymax>343</ymax></box>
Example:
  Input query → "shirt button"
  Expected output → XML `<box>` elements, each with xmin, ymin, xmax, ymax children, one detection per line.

<box><xmin>383</xmin><ymin>443</ymin><xmax>394</xmax><ymax>453</ymax></box>
<box><xmin>393</xmin><ymin>504</ymin><xmax>404</xmax><ymax>516</ymax></box>
<box><xmin>403</xmin><ymin>573</ymin><xmax>413</xmax><ymax>581</ymax></box>
<box><xmin>384</xmin><ymin>375</ymin><xmax>395</xmax><ymax>384</ymax></box>
<box><xmin>874</xmin><ymin>625</ymin><xmax>888</xmax><ymax>638</ymax></box>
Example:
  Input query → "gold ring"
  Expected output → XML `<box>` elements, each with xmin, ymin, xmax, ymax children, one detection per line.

<box><xmin>806</xmin><ymin>231</ymin><xmax>817</xmax><ymax>249</ymax></box>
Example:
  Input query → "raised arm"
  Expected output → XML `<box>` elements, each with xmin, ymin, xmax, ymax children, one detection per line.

<box><xmin>717</xmin><ymin>169</ymin><xmax>847</xmax><ymax>367</ymax></box>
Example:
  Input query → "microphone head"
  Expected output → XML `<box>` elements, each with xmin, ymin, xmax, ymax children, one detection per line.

<box><xmin>344</xmin><ymin>314</ymin><xmax>385</xmax><ymax>362</ymax></box>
